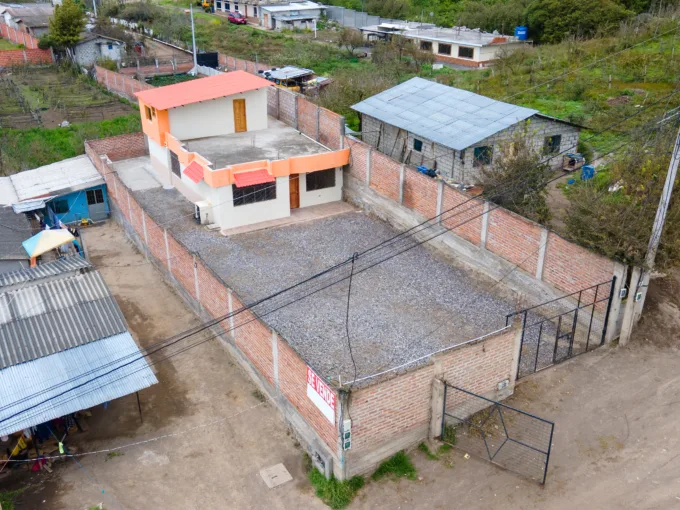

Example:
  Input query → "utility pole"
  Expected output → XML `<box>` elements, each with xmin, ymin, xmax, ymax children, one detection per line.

<box><xmin>92</xmin><ymin>0</ymin><xmax>98</xmax><ymax>18</ymax></box>
<box><xmin>620</xmin><ymin>121</ymin><xmax>680</xmax><ymax>345</ymax></box>
<box><xmin>190</xmin><ymin>4</ymin><xmax>198</xmax><ymax>75</ymax></box>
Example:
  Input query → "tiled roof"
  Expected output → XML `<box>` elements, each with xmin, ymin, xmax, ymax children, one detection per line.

<box><xmin>233</xmin><ymin>169</ymin><xmax>275</xmax><ymax>188</ymax></box>
<box><xmin>135</xmin><ymin>71</ymin><xmax>272</xmax><ymax>111</ymax></box>
<box><xmin>183</xmin><ymin>161</ymin><xmax>204</xmax><ymax>184</ymax></box>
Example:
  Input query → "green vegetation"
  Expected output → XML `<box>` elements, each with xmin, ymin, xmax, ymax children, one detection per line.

<box><xmin>48</xmin><ymin>0</ymin><xmax>86</xmax><ymax>49</ymax></box>
<box><xmin>442</xmin><ymin>424</ymin><xmax>457</xmax><ymax>445</ymax></box>
<box><xmin>0</xmin><ymin>39</ymin><xmax>20</xmax><ymax>50</ymax></box>
<box><xmin>418</xmin><ymin>442</ymin><xmax>440</xmax><ymax>460</ymax></box>
<box><xmin>0</xmin><ymin>489</ymin><xmax>25</xmax><ymax>510</ymax></box>
<box><xmin>371</xmin><ymin>450</ymin><xmax>417</xmax><ymax>481</ymax></box>
<box><xmin>308</xmin><ymin>468</ymin><xmax>365</xmax><ymax>509</ymax></box>
<box><xmin>148</xmin><ymin>73</ymin><xmax>198</xmax><ymax>86</ymax></box>
<box><xmin>251</xmin><ymin>389</ymin><xmax>267</xmax><ymax>402</ymax></box>
<box><xmin>0</xmin><ymin>114</ymin><xmax>141</xmax><ymax>175</ymax></box>
<box><xmin>105</xmin><ymin>451</ymin><xmax>124</xmax><ymax>461</ymax></box>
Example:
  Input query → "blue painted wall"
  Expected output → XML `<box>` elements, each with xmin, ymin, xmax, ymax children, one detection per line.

<box><xmin>45</xmin><ymin>185</ymin><xmax>110</xmax><ymax>226</ymax></box>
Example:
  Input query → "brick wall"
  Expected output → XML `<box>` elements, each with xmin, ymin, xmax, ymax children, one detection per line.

<box><xmin>298</xmin><ymin>96</ymin><xmax>318</xmax><ymax>141</ymax></box>
<box><xmin>85</xmin><ymin>135</ymin><xmax>340</xmax><ymax>458</ymax></box>
<box><xmin>0</xmin><ymin>48</ymin><xmax>52</xmax><ymax>66</ymax></box>
<box><xmin>345</xmin><ymin>135</ymin><xmax>618</xmax><ymax>301</ymax></box>
<box><xmin>349</xmin><ymin>328</ymin><xmax>516</xmax><ymax>456</ymax></box>
<box><xmin>0</xmin><ymin>23</ymin><xmax>41</xmax><ymax>49</ymax></box>
<box><xmin>95</xmin><ymin>66</ymin><xmax>155</xmax><ymax>102</ymax></box>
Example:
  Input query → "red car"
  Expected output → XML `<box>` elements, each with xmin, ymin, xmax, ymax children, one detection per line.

<box><xmin>228</xmin><ymin>11</ymin><xmax>247</xmax><ymax>24</ymax></box>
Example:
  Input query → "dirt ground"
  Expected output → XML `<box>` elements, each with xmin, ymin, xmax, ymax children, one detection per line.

<box><xmin>0</xmin><ymin>221</ymin><xmax>325</xmax><ymax>510</ymax></box>
<box><xmin>3</xmin><ymin>220</ymin><xmax>680</xmax><ymax>509</ymax></box>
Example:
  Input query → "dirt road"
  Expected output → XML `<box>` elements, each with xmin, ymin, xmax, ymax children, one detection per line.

<box><xmin>1</xmin><ymin>221</ymin><xmax>324</xmax><ymax>509</ymax></box>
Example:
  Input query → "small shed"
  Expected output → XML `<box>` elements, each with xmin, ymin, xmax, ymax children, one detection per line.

<box><xmin>73</xmin><ymin>32</ymin><xmax>125</xmax><ymax>66</ymax></box>
<box><xmin>260</xmin><ymin>1</ymin><xmax>324</xmax><ymax>31</ymax></box>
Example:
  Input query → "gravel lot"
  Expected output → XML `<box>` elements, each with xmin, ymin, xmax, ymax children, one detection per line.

<box><xmin>134</xmin><ymin>186</ymin><xmax>517</xmax><ymax>382</ymax></box>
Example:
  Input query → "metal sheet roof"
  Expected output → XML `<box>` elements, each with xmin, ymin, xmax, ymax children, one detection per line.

<box><xmin>351</xmin><ymin>77</ymin><xmax>538</xmax><ymax>151</ymax></box>
<box><xmin>262</xmin><ymin>1</ymin><xmax>322</xmax><ymax>12</ymax></box>
<box><xmin>263</xmin><ymin>66</ymin><xmax>314</xmax><ymax>80</ymax></box>
<box><xmin>0</xmin><ymin>256</ymin><xmax>91</xmax><ymax>289</ymax></box>
<box><xmin>0</xmin><ymin>178</ymin><xmax>18</xmax><ymax>206</ymax></box>
<box><xmin>0</xmin><ymin>269</ymin><xmax>127</xmax><ymax>369</ymax></box>
<box><xmin>9</xmin><ymin>155</ymin><xmax>104</xmax><ymax>203</ymax></box>
<box><xmin>0</xmin><ymin>332</ymin><xmax>158</xmax><ymax>436</ymax></box>
<box><xmin>0</xmin><ymin>207</ymin><xmax>32</xmax><ymax>262</ymax></box>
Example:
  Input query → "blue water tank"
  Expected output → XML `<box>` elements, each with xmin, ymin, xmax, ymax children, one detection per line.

<box><xmin>515</xmin><ymin>26</ymin><xmax>528</xmax><ymax>40</ymax></box>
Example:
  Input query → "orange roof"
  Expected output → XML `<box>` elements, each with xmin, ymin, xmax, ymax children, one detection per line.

<box><xmin>233</xmin><ymin>169</ymin><xmax>275</xmax><ymax>188</ymax></box>
<box><xmin>135</xmin><ymin>71</ymin><xmax>273</xmax><ymax>110</ymax></box>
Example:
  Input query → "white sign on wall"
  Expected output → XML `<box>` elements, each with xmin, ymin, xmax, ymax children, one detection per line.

<box><xmin>306</xmin><ymin>366</ymin><xmax>336</xmax><ymax>424</ymax></box>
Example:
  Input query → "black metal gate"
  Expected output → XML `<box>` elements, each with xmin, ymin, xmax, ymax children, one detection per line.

<box><xmin>507</xmin><ymin>278</ymin><xmax>616</xmax><ymax>379</ymax></box>
<box><xmin>441</xmin><ymin>384</ymin><xmax>554</xmax><ymax>484</ymax></box>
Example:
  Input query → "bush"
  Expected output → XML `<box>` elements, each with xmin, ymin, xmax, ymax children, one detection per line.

<box><xmin>96</xmin><ymin>57</ymin><xmax>118</xmax><ymax>71</ymax></box>
<box><xmin>308</xmin><ymin>468</ymin><xmax>364</xmax><ymax>509</ymax></box>
<box><xmin>577</xmin><ymin>140</ymin><xmax>594</xmax><ymax>163</ymax></box>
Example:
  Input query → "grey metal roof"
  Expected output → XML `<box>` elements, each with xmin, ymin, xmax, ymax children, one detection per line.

<box><xmin>351</xmin><ymin>77</ymin><xmax>538</xmax><ymax>151</ymax></box>
<box><xmin>0</xmin><ymin>332</ymin><xmax>157</xmax><ymax>436</ymax></box>
<box><xmin>0</xmin><ymin>256</ymin><xmax>91</xmax><ymax>289</ymax></box>
<box><xmin>0</xmin><ymin>269</ymin><xmax>127</xmax><ymax>369</ymax></box>
<box><xmin>263</xmin><ymin>66</ymin><xmax>314</xmax><ymax>80</ymax></box>
<box><xmin>0</xmin><ymin>208</ymin><xmax>32</xmax><ymax>262</ymax></box>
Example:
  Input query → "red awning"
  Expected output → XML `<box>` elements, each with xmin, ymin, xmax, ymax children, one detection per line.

<box><xmin>233</xmin><ymin>169</ymin><xmax>275</xmax><ymax>188</ymax></box>
<box><xmin>183</xmin><ymin>161</ymin><xmax>204</xmax><ymax>183</ymax></box>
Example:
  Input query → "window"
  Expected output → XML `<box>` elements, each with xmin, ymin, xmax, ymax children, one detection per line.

<box><xmin>170</xmin><ymin>151</ymin><xmax>181</xmax><ymax>177</ymax></box>
<box><xmin>458</xmin><ymin>46</ymin><xmax>474</xmax><ymax>59</ymax></box>
<box><xmin>253</xmin><ymin>6</ymin><xmax>257</xmax><ymax>15</ymax></box>
<box><xmin>413</xmin><ymin>139</ymin><xmax>423</xmax><ymax>152</ymax></box>
<box><xmin>544</xmin><ymin>135</ymin><xmax>562</xmax><ymax>155</ymax></box>
<box><xmin>306</xmin><ymin>169</ymin><xmax>336</xmax><ymax>191</ymax></box>
<box><xmin>233</xmin><ymin>182</ymin><xmax>277</xmax><ymax>206</ymax></box>
<box><xmin>420</xmin><ymin>41</ymin><xmax>432</xmax><ymax>51</ymax></box>
<box><xmin>459</xmin><ymin>149</ymin><xmax>465</xmax><ymax>161</ymax></box>
<box><xmin>144</xmin><ymin>105</ymin><xmax>152</xmax><ymax>121</ymax></box>
<box><xmin>437</xmin><ymin>43</ymin><xmax>451</xmax><ymax>55</ymax></box>
<box><xmin>107</xmin><ymin>43</ymin><xmax>113</xmax><ymax>50</ymax></box>
<box><xmin>234</xmin><ymin>2</ymin><xmax>239</xmax><ymax>11</ymax></box>
<box><xmin>216</xmin><ymin>0</ymin><xmax>221</xmax><ymax>8</ymax></box>
<box><xmin>226</xmin><ymin>1</ymin><xmax>230</xmax><ymax>9</ymax></box>
<box><xmin>87</xmin><ymin>189</ymin><xmax>104</xmax><ymax>205</ymax></box>
<box><xmin>473</xmin><ymin>146</ymin><xmax>493</xmax><ymax>167</ymax></box>
<box><xmin>53</xmin><ymin>199</ymin><xmax>69</xmax><ymax>215</ymax></box>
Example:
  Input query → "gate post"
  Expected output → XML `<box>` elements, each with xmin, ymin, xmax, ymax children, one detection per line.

<box><xmin>429</xmin><ymin>378</ymin><xmax>445</xmax><ymax>441</ymax></box>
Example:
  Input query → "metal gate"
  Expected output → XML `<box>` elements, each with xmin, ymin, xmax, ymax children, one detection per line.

<box><xmin>441</xmin><ymin>384</ymin><xmax>554</xmax><ymax>484</ymax></box>
<box><xmin>507</xmin><ymin>278</ymin><xmax>616</xmax><ymax>379</ymax></box>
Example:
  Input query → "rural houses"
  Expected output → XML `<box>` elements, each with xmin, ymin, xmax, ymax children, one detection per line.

<box><xmin>0</xmin><ymin>3</ymin><xmax>53</xmax><ymax>37</ymax></box>
<box><xmin>72</xmin><ymin>32</ymin><xmax>125</xmax><ymax>66</ymax></box>
<box><xmin>352</xmin><ymin>77</ymin><xmax>581</xmax><ymax>184</ymax></box>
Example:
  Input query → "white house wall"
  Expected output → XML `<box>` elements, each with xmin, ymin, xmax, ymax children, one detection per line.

<box><xmin>168</xmin><ymin>88</ymin><xmax>268</xmax><ymax>141</ymax></box>
<box><xmin>214</xmin><ymin>177</ymin><xmax>291</xmax><ymax>229</ymax></box>
<box><xmin>147</xmin><ymin>136</ymin><xmax>173</xmax><ymax>187</ymax></box>
<box><xmin>299</xmin><ymin>168</ymin><xmax>343</xmax><ymax>208</ymax></box>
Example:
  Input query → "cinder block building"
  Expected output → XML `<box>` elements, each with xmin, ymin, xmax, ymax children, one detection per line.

<box><xmin>353</xmin><ymin>77</ymin><xmax>581</xmax><ymax>184</ymax></box>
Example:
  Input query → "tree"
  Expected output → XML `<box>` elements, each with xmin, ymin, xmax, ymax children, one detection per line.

<box><xmin>49</xmin><ymin>0</ymin><xmax>86</xmax><ymax>50</ymax></box>
<box><xmin>526</xmin><ymin>0</ymin><xmax>632</xmax><ymax>44</ymax></box>
<box><xmin>337</xmin><ymin>28</ymin><xmax>363</xmax><ymax>57</ymax></box>
<box><xmin>481</xmin><ymin>123</ymin><xmax>552</xmax><ymax>225</ymax></box>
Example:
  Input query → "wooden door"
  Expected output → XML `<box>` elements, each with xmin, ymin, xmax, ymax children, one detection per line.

<box><xmin>289</xmin><ymin>174</ymin><xmax>300</xmax><ymax>209</ymax></box>
<box><xmin>233</xmin><ymin>98</ymin><xmax>247</xmax><ymax>133</ymax></box>
<box><xmin>264</xmin><ymin>13</ymin><xmax>268</xmax><ymax>27</ymax></box>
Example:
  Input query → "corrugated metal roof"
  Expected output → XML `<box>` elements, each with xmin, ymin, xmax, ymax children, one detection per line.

<box><xmin>10</xmin><ymin>155</ymin><xmax>104</xmax><ymax>202</ymax></box>
<box><xmin>264</xmin><ymin>66</ymin><xmax>314</xmax><ymax>80</ymax></box>
<box><xmin>0</xmin><ymin>208</ymin><xmax>32</xmax><ymax>262</ymax></box>
<box><xmin>0</xmin><ymin>178</ymin><xmax>18</xmax><ymax>206</ymax></box>
<box><xmin>351</xmin><ymin>77</ymin><xmax>538</xmax><ymax>151</ymax></box>
<box><xmin>0</xmin><ymin>332</ymin><xmax>158</xmax><ymax>436</ymax></box>
<box><xmin>0</xmin><ymin>269</ymin><xmax>127</xmax><ymax>369</ymax></box>
<box><xmin>0</xmin><ymin>256</ymin><xmax>91</xmax><ymax>289</ymax></box>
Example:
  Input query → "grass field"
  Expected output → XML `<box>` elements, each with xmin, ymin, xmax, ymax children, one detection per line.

<box><xmin>0</xmin><ymin>39</ymin><xmax>20</xmax><ymax>50</ymax></box>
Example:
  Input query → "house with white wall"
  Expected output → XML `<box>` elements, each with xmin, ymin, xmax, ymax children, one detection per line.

<box><xmin>73</xmin><ymin>32</ymin><xmax>125</xmax><ymax>66</ymax></box>
<box><xmin>134</xmin><ymin>71</ymin><xmax>350</xmax><ymax>232</ymax></box>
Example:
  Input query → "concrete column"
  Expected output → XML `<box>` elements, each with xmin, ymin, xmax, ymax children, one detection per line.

<box><xmin>619</xmin><ymin>265</ymin><xmax>642</xmax><ymax>346</ymax></box>
<box><xmin>435</xmin><ymin>180</ymin><xmax>444</xmax><ymax>225</ymax></box>
<box><xmin>315</xmin><ymin>106</ymin><xmax>320</xmax><ymax>142</ymax></box>
<box><xmin>399</xmin><ymin>164</ymin><xmax>405</xmax><ymax>204</ymax></box>
<box><xmin>365</xmin><ymin>147</ymin><xmax>372</xmax><ymax>185</ymax></box>
<box><xmin>193</xmin><ymin>255</ymin><xmax>200</xmax><ymax>304</ymax></box>
<box><xmin>113</xmin><ymin>175</ymin><xmax>118</xmax><ymax>197</ymax></box>
<box><xmin>105</xmin><ymin>69</ymin><xmax>109</xmax><ymax>90</ymax></box>
<box><xmin>276</xmin><ymin>87</ymin><xmax>281</xmax><ymax>120</ymax></box>
<box><xmin>271</xmin><ymin>331</ymin><xmax>279</xmax><ymax>393</ymax></box>
<box><xmin>535</xmin><ymin>228</ymin><xmax>549</xmax><ymax>280</ymax></box>
<box><xmin>22</xmin><ymin>50</ymin><xmax>27</xmax><ymax>64</ymax></box>
<box><xmin>339</xmin><ymin>116</ymin><xmax>345</xmax><ymax>149</ymax></box>
<box><xmin>480</xmin><ymin>201</ymin><xmax>490</xmax><ymax>248</ymax></box>
<box><xmin>605</xmin><ymin>263</ymin><xmax>627</xmax><ymax>343</ymax></box>
<box><xmin>228</xmin><ymin>289</ymin><xmax>235</xmax><ymax>339</ymax></box>
<box><xmin>164</xmin><ymin>228</ymin><xmax>172</xmax><ymax>272</ymax></box>
<box><xmin>294</xmin><ymin>95</ymin><xmax>299</xmax><ymax>130</ymax></box>
<box><xmin>126</xmin><ymin>188</ymin><xmax>132</xmax><ymax>220</ymax></box>
<box><xmin>429</xmin><ymin>378</ymin><xmax>445</xmax><ymax>441</ymax></box>
<box><xmin>141</xmin><ymin>210</ymin><xmax>148</xmax><ymax>259</ymax></box>
<box><xmin>113</xmin><ymin>72</ymin><xmax>117</xmax><ymax>89</ymax></box>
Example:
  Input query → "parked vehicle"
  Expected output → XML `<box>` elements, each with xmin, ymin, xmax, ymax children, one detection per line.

<box><xmin>228</xmin><ymin>12</ymin><xmax>247</xmax><ymax>24</ymax></box>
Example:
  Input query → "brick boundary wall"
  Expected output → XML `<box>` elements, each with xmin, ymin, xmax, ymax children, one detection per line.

<box><xmin>344</xmin><ymin>135</ymin><xmax>622</xmax><ymax>307</ymax></box>
<box><xmin>0</xmin><ymin>23</ymin><xmax>41</xmax><ymax>49</ymax></box>
<box><xmin>347</xmin><ymin>327</ymin><xmax>519</xmax><ymax>476</ymax></box>
<box><xmin>85</xmin><ymin>134</ymin><xmax>342</xmax><ymax>474</ymax></box>
<box><xmin>0</xmin><ymin>48</ymin><xmax>52</xmax><ymax>66</ymax></box>
<box><xmin>95</xmin><ymin>66</ymin><xmax>155</xmax><ymax>102</ymax></box>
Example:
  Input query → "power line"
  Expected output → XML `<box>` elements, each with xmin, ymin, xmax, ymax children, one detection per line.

<box><xmin>344</xmin><ymin>252</ymin><xmax>358</xmax><ymax>385</ymax></box>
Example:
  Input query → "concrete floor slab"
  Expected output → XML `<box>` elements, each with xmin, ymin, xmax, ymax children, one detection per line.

<box><xmin>184</xmin><ymin>118</ymin><xmax>328</xmax><ymax>168</ymax></box>
<box><xmin>221</xmin><ymin>201</ymin><xmax>356</xmax><ymax>236</ymax></box>
<box><xmin>113</xmin><ymin>156</ymin><xmax>162</xmax><ymax>191</ymax></box>
<box><xmin>260</xmin><ymin>463</ymin><xmax>293</xmax><ymax>488</ymax></box>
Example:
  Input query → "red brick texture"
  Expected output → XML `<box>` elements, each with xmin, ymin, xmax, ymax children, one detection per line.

<box><xmin>95</xmin><ymin>66</ymin><xmax>155</xmax><ymax>102</ymax></box>
<box><xmin>0</xmin><ymin>23</ymin><xmax>40</xmax><ymax>48</ymax></box>
<box><xmin>403</xmin><ymin>166</ymin><xmax>438</xmax><ymax>218</ymax></box>
<box><xmin>441</xmin><ymin>184</ymin><xmax>483</xmax><ymax>245</ymax></box>
<box><xmin>434</xmin><ymin>54</ymin><xmax>491</xmax><ymax>68</ymax></box>
<box><xmin>369</xmin><ymin>150</ymin><xmax>401</xmax><ymax>202</ymax></box>
<box><xmin>349</xmin><ymin>329</ymin><xmax>516</xmax><ymax>454</ymax></box>
<box><xmin>347</xmin><ymin>138</ymin><xmax>368</xmax><ymax>183</ymax></box>
<box><xmin>298</xmin><ymin>96</ymin><xmax>318</xmax><ymax>141</ymax></box>
<box><xmin>0</xmin><ymin>48</ymin><xmax>52</xmax><ymax>66</ymax></box>
<box><xmin>486</xmin><ymin>208</ymin><xmax>542</xmax><ymax>275</ymax></box>
<box><xmin>86</xmin><ymin>138</ymin><xmax>339</xmax><ymax>453</ymax></box>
